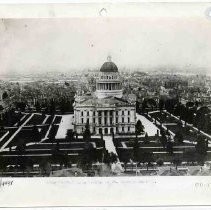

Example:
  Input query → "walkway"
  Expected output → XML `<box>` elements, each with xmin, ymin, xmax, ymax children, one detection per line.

<box><xmin>41</xmin><ymin>115</ymin><xmax>56</xmax><ymax>142</ymax></box>
<box><xmin>103</xmin><ymin>136</ymin><xmax>118</xmax><ymax>155</ymax></box>
<box><xmin>136</xmin><ymin>114</ymin><xmax>159</xmax><ymax>136</ymax></box>
<box><xmin>0</xmin><ymin>131</ymin><xmax>9</xmax><ymax>143</ymax></box>
<box><xmin>55</xmin><ymin>114</ymin><xmax>74</xmax><ymax>139</ymax></box>
<box><xmin>42</xmin><ymin>115</ymin><xmax>50</xmax><ymax>124</ymax></box>
<box><xmin>14</xmin><ymin>114</ymin><xmax>28</xmax><ymax>126</ymax></box>
<box><xmin>0</xmin><ymin>113</ymin><xmax>35</xmax><ymax>151</ymax></box>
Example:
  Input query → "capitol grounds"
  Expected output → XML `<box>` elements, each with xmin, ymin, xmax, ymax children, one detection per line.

<box><xmin>0</xmin><ymin>107</ymin><xmax>211</xmax><ymax>177</ymax></box>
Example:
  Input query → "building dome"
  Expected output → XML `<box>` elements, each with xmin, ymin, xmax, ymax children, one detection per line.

<box><xmin>100</xmin><ymin>61</ymin><xmax>118</xmax><ymax>73</ymax></box>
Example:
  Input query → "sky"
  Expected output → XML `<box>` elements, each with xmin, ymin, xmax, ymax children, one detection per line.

<box><xmin>0</xmin><ymin>12</ymin><xmax>211</xmax><ymax>75</ymax></box>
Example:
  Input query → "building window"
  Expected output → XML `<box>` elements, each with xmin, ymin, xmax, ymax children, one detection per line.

<box><xmin>99</xmin><ymin>119</ymin><xmax>101</xmax><ymax>125</ymax></box>
<box><xmin>81</xmin><ymin>118</ymin><xmax>84</xmax><ymax>124</ymax></box>
<box><xmin>122</xmin><ymin>111</ymin><xmax>124</xmax><ymax>115</ymax></box>
<box><xmin>116</xmin><ymin>117</ymin><xmax>118</xmax><ymax>123</ymax></box>
<box><xmin>116</xmin><ymin>127</ymin><xmax>119</xmax><ymax>133</ymax></box>
<box><xmin>104</xmin><ymin>117</ymin><xmax>107</xmax><ymax>125</ymax></box>
<box><xmin>93</xmin><ymin>127</ymin><xmax>95</xmax><ymax>133</ymax></box>
<box><xmin>122</xmin><ymin>127</ymin><xmax>124</xmax><ymax>132</ymax></box>
<box><xmin>93</xmin><ymin>111</ymin><xmax>95</xmax><ymax>116</ymax></box>
<box><xmin>110</xmin><ymin>110</ymin><xmax>113</xmax><ymax>116</ymax></box>
<box><xmin>93</xmin><ymin>118</ymin><xmax>95</xmax><ymax>124</ymax></box>
<box><xmin>99</xmin><ymin>111</ymin><xmax>102</xmax><ymax>116</ymax></box>
<box><xmin>122</xmin><ymin>118</ymin><xmax>124</xmax><ymax>123</ymax></box>
<box><xmin>87</xmin><ymin>119</ymin><xmax>89</xmax><ymax>124</ymax></box>
<box><xmin>82</xmin><ymin>127</ymin><xmax>84</xmax><ymax>132</ymax></box>
<box><xmin>128</xmin><ymin>117</ymin><xmax>130</xmax><ymax>123</ymax></box>
<box><xmin>128</xmin><ymin>127</ymin><xmax>130</xmax><ymax>132</ymax></box>
<box><xmin>116</xmin><ymin>111</ymin><xmax>118</xmax><ymax>115</ymax></box>
<box><xmin>128</xmin><ymin>111</ymin><xmax>130</xmax><ymax>115</ymax></box>
<box><xmin>87</xmin><ymin>111</ymin><xmax>89</xmax><ymax>116</ymax></box>
<box><xmin>81</xmin><ymin>111</ymin><xmax>83</xmax><ymax>117</ymax></box>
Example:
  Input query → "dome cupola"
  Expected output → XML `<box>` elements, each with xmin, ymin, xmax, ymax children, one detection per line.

<box><xmin>96</xmin><ymin>56</ymin><xmax>123</xmax><ymax>99</ymax></box>
<box><xmin>100</xmin><ymin>56</ymin><xmax>118</xmax><ymax>73</ymax></box>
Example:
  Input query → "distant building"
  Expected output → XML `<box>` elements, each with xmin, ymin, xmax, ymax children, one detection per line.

<box><xmin>73</xmin><ymin>57</ymin><xmax>136</xmax><ymax>135</ymax></box>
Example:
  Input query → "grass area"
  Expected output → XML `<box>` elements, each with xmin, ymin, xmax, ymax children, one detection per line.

<box><xmin>0</xmin><ymin>128</ymin><xmax>17</xmax><ymax>148</ymax></box>
<box><xmin>45</xmin><ymin>115</ymin><xmax>54</xmax><ymax>124</ymax></box>
<box><xmin>150</xmin><ymin>112</ymin><xmax>178</xmax><ymax>124</ymax></box>
<box><xmin>7</xmin><ymin>129</ymin><xmax>36</xmax><ymax>148</ymax></box>
<box><xmin>2</xmin><ymin>112</ymin><xmax>25</xmax><ymax>127</ymax></box>
<box><xmin>47</xmin><ymin>125</ymin><xmax>59</xmax><ymax>139</ymax></box>
<box><xmin>54</xmin><ymin>116</ymin><xmax>62</xmax><ymax>124</ymax></box>
<box><xmin>0</xmin><ymin>130</ymin><xmax>7</xmax><ymax>138</ymax></box>
<box><xmin>26</xmin><ymin>114</ymin><xmax>46</xmax><ymax>125</ymax></box>
<box><xmin>149</xmin><ymin>111</ymin><xmax>203</xmax><ymax>143</ymax></box>
<box><xmin>39</xmin><ymin>125</ymin><xmax>49</xmax><ymax>139</ymax></box>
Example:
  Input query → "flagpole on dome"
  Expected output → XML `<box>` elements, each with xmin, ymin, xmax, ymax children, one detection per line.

<box><xmin>107</xmin><ymin>55</ymin><xmax>112</xmax><ymax>62</ymax></box>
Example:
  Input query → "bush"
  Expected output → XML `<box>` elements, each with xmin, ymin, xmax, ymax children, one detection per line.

<box><xmin>156</xmin><ymin>158</ymin><xmax>164</xmax><ymax>166</ymax></box>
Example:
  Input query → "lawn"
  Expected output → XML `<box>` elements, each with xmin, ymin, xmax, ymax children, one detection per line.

<box><xmin>0</xmin><ymin>128</ymin><xmax>17</xmax><ymax>148</ymax></box>
<box><xmin>26</xmin><ymin>114</ymin><xmax>46</xmax><ymax>125</ymax></box>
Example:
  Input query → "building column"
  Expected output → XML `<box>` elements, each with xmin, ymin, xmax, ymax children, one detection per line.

<box><xmin>107</xmin><ymin>111</ymin><xmax>110</xmax><ymax>126</ymax></box>
<box><xmin>96</xmin><ymin>110</ymin><xmax>99</xmax><ymax>125</ymax></box>
<box><xmin>102</xmin><ymin>110</ymin><xmax>104</xmax><ymax>125</ymax></box>
<box><xmin>108</xmin><ymin>127</ymin><xmax>110</xmax><ymax>134</ymax></box>
<box><xmin>90</xmin><ymin>110</ymin><xmax>93</xmax><ymax>124</ymax></box>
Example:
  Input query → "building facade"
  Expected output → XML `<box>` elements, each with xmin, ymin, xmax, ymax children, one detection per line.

<box><xmin>73</xmin><ymin>58</ymin><xmax>136</xmax><ymax>135</ymax></box>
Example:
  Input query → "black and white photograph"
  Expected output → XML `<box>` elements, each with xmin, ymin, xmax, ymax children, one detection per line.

<box><xmin>1</xmin><ymin>3</ymin><xmax>211</xmax><ymax>179</ymax></box>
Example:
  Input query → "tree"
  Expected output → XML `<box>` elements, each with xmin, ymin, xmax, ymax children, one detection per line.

<box><xmin>66</xmin><ymin>129</ymin><xmax>74</xmax><ymax>142</ymax></box>
<box><xmin>103</xmin><ymin>149</ymin><xmax>111</xmax><ymax>165</ymax></box>
<box><xmin>40</xmin><ymin>158</ymin><xmax>51</xmax><ymax>176</ymax></box>
<box><xmin>16</xmin><ymin>140</ymin><xmax>26</xmax><ymax>156</ymax></box>
<box><xmin>195</xmin><ymin>135</ymin><xmax>207</xmax><ymax>164</ymax></box>
<box><xmin>166</xmin><ymin>141</ymin><xmax>174</xmax><ymax>155</ymax></box>
<box><xmin>0</xmin><ymin>155</ymin><xmax>7</xmax><ymax>174</ymax></box>
<box><xmin>159</xmin><ymin>98</ymin><xmax>165</xmax><ymax>111</ymax></box>
<box><xmin>35</xmin><ymin>101</ymin><xmax>41</xmax><ymax>112</ymax></box>
<box><xmin>133</xmin><ymin>138</ymin><xmax>140</xmax><ymax>162</ymax></box>
<box><xmin>174</xmin><ymin>131</ymin><xmax>184</xmax><ymax>144</ymax></box>
<box><xmin>121</xmin><ymin>150</ymin><xmax>131</xmax><ymax>171</ymax></box>
<box><xmin>183</xmin><ymin>148</ymin><xmax>197</xmax><ymax>164</ymax></box>
<box><xmin>32</xmin><ymin>125</ymin><xmax>41</xmax><ymax>142</ymax></box>
<box><xmin>160</xmin><ymin>135</ymin><xmax>167</xmax><ymax>148</ymax></box>
<box><xmin>156</xmin><ymin>158</ymin><xmax>164</xmax><ymax>166</ymax></box>
<box><xmin>49</xmin><ymin>99</ymin><xmax>56</xmax><ymax>114</ymax></box>
<box><xmin>110</xmin><ymin>152</ymin><xmax>118</xmax><ymax>163</ymax></box>
<box><xmin>141</xmin><ymin>152</ymin><xmax>154</xmax><ymax>170</ymax></box>
<box><xmin>172</xmin><ymin>155</ymin><xmax>182</xmax><ymax>170</ymax></box>
<box><xmin>83</xmin><ymin>121</ymin><xmax>91</xmax><ymax>142</ymax></box>
<box><xmin>81</xmin><ymin>141</ymin><xmax>95</xmax><ymax>169</ymax></box>
<box><xmin>144</xmin><ymin>132</ymin><xmax>149</xmax><ymax>144</ymax></box>
<box><xmin>135</xmin><ymin>120</ymin><xmax>144</xmax><ymax>137</ymax></box>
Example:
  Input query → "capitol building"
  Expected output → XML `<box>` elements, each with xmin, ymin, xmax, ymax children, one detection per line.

<box><xmin>73</xmin><ymin>57</ymin><xmax>136</xmax><ymax>135</ymax></box>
